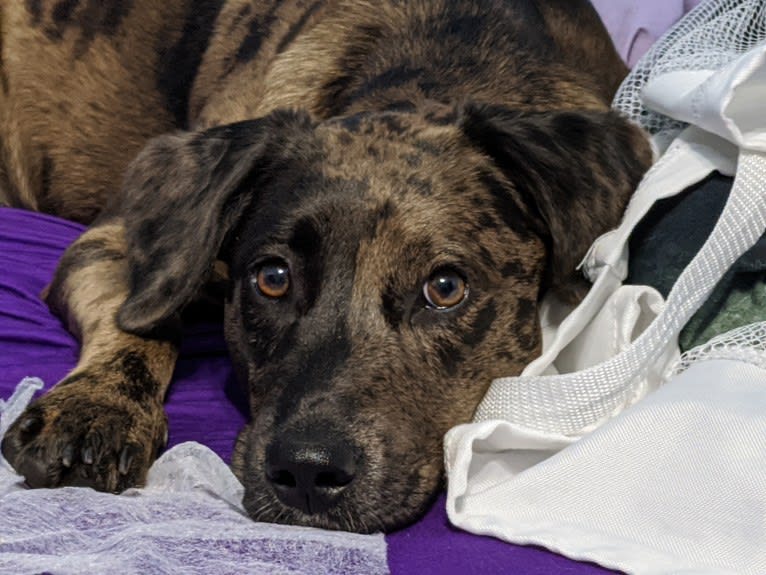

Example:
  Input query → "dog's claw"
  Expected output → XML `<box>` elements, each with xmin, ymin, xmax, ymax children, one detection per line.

<box><xmin>81</xmin><ymin>446</ymin><xmax>94</xmax><ymax>465</ymax></box>
<box><xmin>119</xmin><ymin>445</ymin><xmax>136</xmax><ymax>475</ymax></box>
<box><xmin>61</xmin><ymin>444</ymin><xmax>75</xmax><ymax>468</ymax></box>
<box><xmin>18</xmin><ymin>416</ymin><xmax>42</xmax><ymax>435</ymax></box>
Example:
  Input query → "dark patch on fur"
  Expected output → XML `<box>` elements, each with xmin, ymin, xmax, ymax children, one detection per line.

<box><xmin>412</xmin><ymin>139</ymin><xmax>442</xmax><ymax>156</ymax></box>
<box><xmin>385</xmin><ymin>100</ymin><xmax>417</xmax><ymax>113</ymax></box>
<box><xmin>344</xmin><ymin>65</ymin><xmax>425</xmax><ymax>107</ymax></box>
<box><xmin>42</xmin><ymin>0</ymin><xmax>135</xmax><ymax>58</ymax></box>
<box><xmin>273</xmin><ymin>324</ymin><xmax>352</xmax><ymax>425</ymax></box>
<box><xmin>25</xmin><ymin>0</ymin><xmax>44</xmax><ymax>24</ymax></box>
<box><xmin>478</xmin><ymin>212</ymin><xmax>495</xmax><ymax>229</ymax></box>
<box><xmin>501</xmin><ymin>259</ymin><xmax>524</xmax><ymax>278</ymax></box>
<box><xmin>515</xmin><ymin>298</ymin><xmax>536</xmax><ymax>326</ymax></box>
<box><xmin>288</xmin><ymin>217</ymin><xmax>323</xmax><ymax>312</ymax></box>
<box><xmin>157</xmin><ymin>0</ymin><xmax>224</xmax><ymax>128</ymax></box>
<box><xmin>316</xmin><ymin>23</ymin><xmax>384</xmax><ymax>117</ymax></box>
<box><xmin>461</xmin><ymin>300</ymin><xmax>496</xmax><ymax>347</ymax></box>
<box><xmin>477</xmin><ymin>245</ymin><xmax>496</xmax><ymax>269</ymax></box>
<box><xmin>403</xmin><ymin>153</ymin><xmax>422</xmax><ymax>168</ymax></box>
<box><xmin>478</xmin><ymin>169</ymin><xmax>532</xmax><ymax>239</ymax></box>
<box><xmin>51</xmin><ymin>0</ymin><xmax>79</xmax><ymax>30</ymax></box>
<box><xmin>276</xmin><ymin>0</ymin><xmax>324</xmax><ymax>54</ymax></box>
<box><xmin>56</xmin><ymin>238</ymin><xmax>125</xmax><ymax>276</ymax></box>
<box><xmin>236</xmin><ymin>0</ymin><xmax>285</xmax><ymax>63</ymax></box>
<box><xmin>405</xmin><ymin>174</ymin><xmax>433</xmax><ymax>196</ymax></box>
<box><xmin>287</xmin><ymin>217</ymin><xmax>321</xmax><ymax>257</ymax></box>
<box><xmin>434</xmin><ymin>336</ymin><xmax>464</xmax><ymax>377</ymax></box>
<box><xmin>381</xmin><ymin>281</ymin><xmax>404</xmax><ymax>330</ymax></box>
<box><xmin>377</xmin><ymin>199</ymin><xmax>396</xmax><ymax>222</ymax></box>
<box><xmin>378</xmin><ymin>113</ymin><xmax>409</xmax><ymax>135</ymax></box>
<box><xmin>228</xmin><ymin>3</ymin><xmax>252</xmax><ymax>34</ymax></box>
<box><xmin>551</xmin><ymin>111</ymin><xmax>595</xmax><ymax>152</ymax></box>
<box><xmin>336</xmin><ymin>114</ymin><xmax>363</xmax><ymax>133</ymax></box>
<box><xmin>115</xmin><ymin>351</ymin><xmax>159</xmax><ymax>403</ymax></box>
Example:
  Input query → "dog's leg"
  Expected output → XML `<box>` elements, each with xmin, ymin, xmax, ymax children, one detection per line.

<box><xmin>0</xmin><ymin>0</ymin><xmax>225</xmax><ymax>491</ymax></box>
<box><xmin>1</xmin><ymin>220</ymin><xmax>179</xmax><ymax>491</ymax></box>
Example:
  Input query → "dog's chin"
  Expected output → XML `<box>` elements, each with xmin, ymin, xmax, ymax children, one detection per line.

<box><xmin>238</xmin><ymin>477</ymin><xmax>440</xmax><ymax>534</ymax></box>
<box><xmin>231</xmin><ymin>424</ymin><xmax>442</xmax><ymax>533</ymax></box>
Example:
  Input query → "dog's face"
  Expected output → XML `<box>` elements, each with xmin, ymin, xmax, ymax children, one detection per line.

<box><xmin>223</xmin><ymin>112</ymin><xmax>548</xmax><ymax>532</ymax></box>
<box><xmin>115</xmin><ymin>105</ymin><xmax>651</xmax><ymax>532</ymax></box>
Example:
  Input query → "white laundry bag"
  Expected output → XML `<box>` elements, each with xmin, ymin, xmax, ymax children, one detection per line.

<box><xmin>445</xmin><ymin>2</ymin><xmax>766</xmax><ymax>573</ymax></box>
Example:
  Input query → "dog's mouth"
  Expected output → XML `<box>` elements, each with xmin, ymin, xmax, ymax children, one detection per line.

<box><xmin>232</xmin><ymin>422</ymin><xmax>443</xmax><ymax>533</ymax></box>
<box><xmin>240</xmin><ymin>479</ymin><xmax>440</xmax><ymax>534</ymax></box>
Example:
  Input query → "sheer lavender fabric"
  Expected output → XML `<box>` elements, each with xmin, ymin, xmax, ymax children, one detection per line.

<box><xmin>0</xmin><ymin>378</ymin><xmax>388</xmax><ymax>575</ymax></box>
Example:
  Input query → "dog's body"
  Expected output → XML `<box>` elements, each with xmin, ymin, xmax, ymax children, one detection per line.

<box><xmin>0</xmin><ymin>0</ymin><xmax>652</xmax><ymax>532</ymax></box>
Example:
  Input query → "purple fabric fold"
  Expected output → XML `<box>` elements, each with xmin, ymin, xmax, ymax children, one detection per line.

<box><xmin>592</xmin><ymin>0</ymin><xmax>703</xmax><ymax>66</ymax></box>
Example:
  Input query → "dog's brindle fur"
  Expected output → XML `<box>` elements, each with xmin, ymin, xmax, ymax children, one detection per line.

<box><xmin>0</xmin><ymin>0</ymin><xmax>652</xmax><ymax>532</ymax></box>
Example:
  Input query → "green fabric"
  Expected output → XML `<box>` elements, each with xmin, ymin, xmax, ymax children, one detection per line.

<box><xmin>679</xmin><ymin>275</ymin><xmax>766</xmax><ymax>350</ymax></box>
<box><xmin>627</xmin><ymin>173</ymin><xmax>766</xmax><ymax>352</ymax></box>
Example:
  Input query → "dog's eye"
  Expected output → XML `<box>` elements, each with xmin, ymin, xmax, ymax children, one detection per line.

<box><xmin>253</xmin><ymin>260</ymin><xmax>291</xmax><ymax>299</ymax></box>
<box><xmin>423</xmin><ymin>268</ymin><xmax>468</xmax><ymax>310</ymax></box>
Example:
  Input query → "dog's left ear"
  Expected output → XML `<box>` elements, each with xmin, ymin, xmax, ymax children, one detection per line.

<box><xmin>114</xmin><ymin>110</ymin><xmax>314</xmax><ymax>335</ymax></box>
<box><xmin>459</xmin><ymin>103</ymin><xmax>652</xmax><ymax>301</ymax></box>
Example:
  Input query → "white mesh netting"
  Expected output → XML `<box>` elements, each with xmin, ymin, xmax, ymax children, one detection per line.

<box><xmin>614</xmin><ymin>0</ymin><xmax>766</xmax><ymax>143</ymax></box>
<box><xmin>673</xmin><ymin>321</ymin><xmax>766</xmax><ymax>374</ymax></box>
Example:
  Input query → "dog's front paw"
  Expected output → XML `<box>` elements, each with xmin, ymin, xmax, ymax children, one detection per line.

<box><xmin>1</xmin><ymin>373</ymin><xmax>167</xmax><ymax>492</ymax></box>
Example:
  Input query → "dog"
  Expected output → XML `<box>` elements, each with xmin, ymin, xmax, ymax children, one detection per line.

<box><xmin>0</xmin><ymin>0</ymin><xmax>652</xmax><ymax>533</ymax></box>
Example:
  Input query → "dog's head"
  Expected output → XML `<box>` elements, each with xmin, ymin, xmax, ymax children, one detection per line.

<box><xmin>114</xmin><ymin>105</ymin><xmax>650</xmax><ymax>532</ymax></box>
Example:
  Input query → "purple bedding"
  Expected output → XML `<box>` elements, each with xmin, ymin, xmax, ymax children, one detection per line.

<box><xmin>0</xmin><ymin>206</ymin><xmax>616</xmax><ymax>573</ymax></box>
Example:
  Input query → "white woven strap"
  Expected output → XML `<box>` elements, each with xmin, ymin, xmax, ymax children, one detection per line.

<box><xmin>474</xmin><ymin>148</ymin><xmax>766</xmax><ymax>436</ymax></box>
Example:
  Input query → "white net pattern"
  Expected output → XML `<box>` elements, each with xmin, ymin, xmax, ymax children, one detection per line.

<box><xmin>613</xmin><ymin>0</ymin><xmax>766</xmax><ymax>141</ymax></box>
<box><xmin>673</xmin><ymin>321</ymin><xmax>766</xmax><ymax>375</ymax></box>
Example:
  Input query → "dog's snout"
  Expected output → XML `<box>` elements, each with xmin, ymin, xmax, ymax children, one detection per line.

<box><xmin>265</xmin><ymin>432</ymin><xmax>358</xmax><ymax>515</ymax></box>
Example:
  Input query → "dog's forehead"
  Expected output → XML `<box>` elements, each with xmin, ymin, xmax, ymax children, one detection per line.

<box><xmin>316</xmin><ymin>111</ymin><xmax>462</xmax><ymax>173</ymax></box>
<box><xmin>236</xmin><ymin>110</ymin><xmax>528</xmax><ymax>274</ymax></box>
<box><xmin>248</xmin><ymin>111</ymin><xmax>475</xmax><ymax>223</ymax></box>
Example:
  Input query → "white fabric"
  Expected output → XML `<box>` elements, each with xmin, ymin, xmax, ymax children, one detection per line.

<box><xmin>0</xmin><ymin>378</ymin><xmax>388</xmax><ymax>575</ymax></box>
<box><xmin>614</xmin><ymin>0</ymin><xmax>766</xmax><ymax>152</ymax></box>
<box><xmin>445</xmin><ymin>2</ymin><xmax>766</xmax><ymax>573</ymax></box>
<box><xmin>450</xmin><ymin>354</ymin><xmax>766</xmax><ymax>575</ymax></box>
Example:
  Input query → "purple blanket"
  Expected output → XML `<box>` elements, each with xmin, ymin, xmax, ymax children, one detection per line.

<box><xmin>0</xmin><ymin>207</ymin><xmax>615</xmax><ymax>573</ymax></box>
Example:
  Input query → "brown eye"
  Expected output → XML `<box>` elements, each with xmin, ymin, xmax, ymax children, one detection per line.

<box><xmin>423</xmin><ymin>269</ymin><xmax>468</xmax><ymax>309</ymax></box>
<box><xmin>254</xmin><ymin>260</ymin><xmax>291</xmax><ymax>299</ymax></box>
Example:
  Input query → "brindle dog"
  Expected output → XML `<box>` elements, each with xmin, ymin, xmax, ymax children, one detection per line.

<box><xmin>0</xmin><ymin>0</ymin><xmax>652</xmax><ymax>532</ymax></box>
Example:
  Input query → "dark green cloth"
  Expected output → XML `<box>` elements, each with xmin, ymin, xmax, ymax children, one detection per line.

<box><xmin>627</xmin><ymin>173</ymin><xmax>766</xmax><ymax>351</ymax></box>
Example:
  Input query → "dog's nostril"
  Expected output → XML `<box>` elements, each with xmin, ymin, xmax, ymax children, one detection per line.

<box><xmin>269</xmin><ymin>469</ymin><xmax>297</xmax><ymax>488</ymax></box>
<box><xmin>315</xmin><ymin>469</ymin><xmax>354</xmax><ymax>489</ymax></box>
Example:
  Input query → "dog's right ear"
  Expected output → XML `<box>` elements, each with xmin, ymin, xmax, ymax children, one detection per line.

<box><xmin>115</xmin><ymin>110</ymin><xmax>315</xmax><ymax>335</ymax></box>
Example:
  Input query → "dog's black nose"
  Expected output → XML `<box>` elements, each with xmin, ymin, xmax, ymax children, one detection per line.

<box><xmin>265</xmin><ymin>433</ymin><xmax>357</xmax><ymax>515</ymax></box>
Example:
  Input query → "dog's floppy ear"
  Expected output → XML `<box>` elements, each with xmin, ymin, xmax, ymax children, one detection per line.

<box><xmin>459</xmin><ymin>103</ymin><xmax>652</xmax><ymax>301</ymax></box>
<box><xmin>115</xmin><ymin>110</ymin><xmax>314</xmax><ymax>335</ymax></box>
